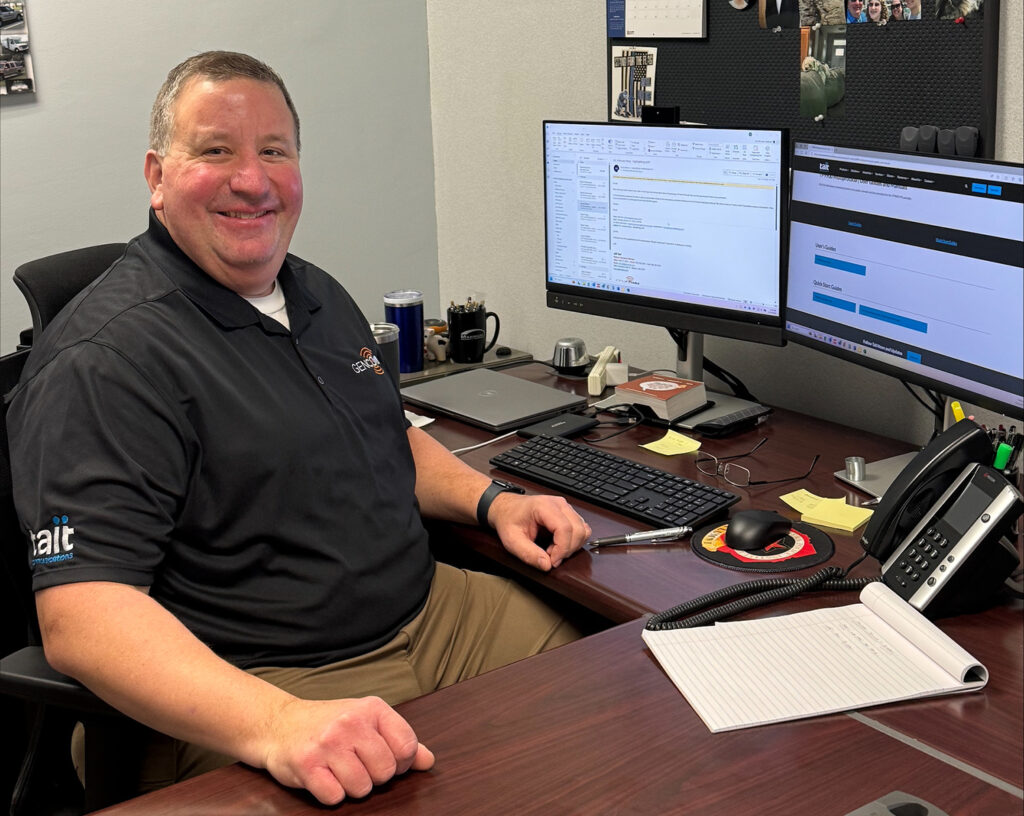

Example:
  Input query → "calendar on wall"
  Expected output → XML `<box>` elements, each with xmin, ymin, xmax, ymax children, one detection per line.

<box><xmin>607</xmin><ymin>0</ymin><xmax>708</xmax><ymax>40</ymax></box>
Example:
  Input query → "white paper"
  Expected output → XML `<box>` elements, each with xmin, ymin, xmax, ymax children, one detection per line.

<box><xmin>642</xmin><ymin>583</ymin><xmax>987</xmax><ymax>732</ymax></box>
<box><xmin>404</xmin><ymin>410</ymin><xmax>434</xmax><ymax>428</ymax></box>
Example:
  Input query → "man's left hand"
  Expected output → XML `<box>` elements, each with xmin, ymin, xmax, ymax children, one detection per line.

<box><xmin>487</xmin><ymin>493</ymin><xmax>590</xmax><ymax>571</ymax></box>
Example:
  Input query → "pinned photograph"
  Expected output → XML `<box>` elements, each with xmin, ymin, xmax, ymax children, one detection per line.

<box><xmin>800</xmin><ymin>0</ymin><xmax>845</xmax><ymax>25</ymax></box>
<box><xmin>611</xmin><ymin>46</ymin><xmax>657</xmax><ymax>121</ymax></box>
<box><xmin>935</xmin><ymin>0</ymin><xmax>982</xmax><ymax>19</ymax></box>
<box><xmin>759</xmin><ymin>0</ymin><xmax>801</xmax><ymax>28</ymax></box>
<box><xmin>800</xmin><ymin>25</ymin><xmax>846</xmax><ymax>120</ymax></box>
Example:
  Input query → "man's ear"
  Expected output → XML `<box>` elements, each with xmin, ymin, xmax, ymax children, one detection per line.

<box><xmin>144</xmin><ymin>150</ymin><xmax>165</xmax><ymax>211</ymax></box>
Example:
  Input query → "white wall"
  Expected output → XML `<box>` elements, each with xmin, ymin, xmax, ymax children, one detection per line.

<box><xmin>3</xmin><ymin>1</ymin><xmax>1021</xmax><ymax>444</ymax></box>
<box><xmin>425</xmin><ymin>0</ymin><xmax>1024</xmax><ymax>445</ymax></box>
<box><xmin>0</xmin><ymin>0</ymin><xmax>439</xmax><ymax>352</ymax></box>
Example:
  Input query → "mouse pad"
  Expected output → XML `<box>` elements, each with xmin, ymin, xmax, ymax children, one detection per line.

<box><xmin>689</xmin><ymin>521</ymin><xmax>833</xmax><ymax>572</ymax></box>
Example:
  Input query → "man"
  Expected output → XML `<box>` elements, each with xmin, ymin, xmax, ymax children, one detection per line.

<box><xmin>759</xmin><ymin>0</ymin><xmax>800</xmax><ymax>28</ymax></box>
<box><xmin>8</xmin><ymin>52</ymin><xmax>589</xmax><ymax>805</ymax></box>
<box><xmin>846</xmin><ymin>0</ymin><xmax>867</xmax><ymax>19</ymax></box>
<box><xmin>903</xmin><ymin>0</ymin><xmax>922</xmax><ymax>17</ymax></box>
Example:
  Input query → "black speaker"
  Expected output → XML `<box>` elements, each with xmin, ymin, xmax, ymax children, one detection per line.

<box><xmin>955</xmin><ymin>126</ymin><xmax>978</xmax><ymax>157</ymax></box>
<box><xmin>937</xmin><ymin>129</ymin><xmax>956</xmax><ymax>155</ymax></box>
<box><xmin>641</xmin><ymin>105</ymin><xmax>680</xmax><ymax>124</ymax></box>
<box><xmin>899</xmin><ymin>126</ymin><xmax>919</xmax><ymax>152</ymax></box>
<box><xmin>917</xmin><ymin>125</ymin><xmax>938</xmax><ymax>153</ymax></box>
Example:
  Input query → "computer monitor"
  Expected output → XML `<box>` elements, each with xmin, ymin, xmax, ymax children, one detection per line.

<box><xmin>543</xmin><ymin>121</ymin><xmax>789</xmax><ymax>416</ymax></box>
<box><xmin>787</xmin><ymin>142</ymin><xmax>1023</xmax><ymax>496</ymax></box>
<box><xmin>787</xmin><ymin>142</ymin><xmax>1023</xmax><ymax>419</ymax></box>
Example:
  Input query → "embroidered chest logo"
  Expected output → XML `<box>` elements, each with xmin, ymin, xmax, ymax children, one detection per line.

<box><xmin>30</xmin><ymin>514</ymin><xmax>76</xmax><ymax>565</ymax></box>
<box><xmin>351</xmin><ymin>347</ymin><xmax>385</xmax><ymax>375</ymax></box>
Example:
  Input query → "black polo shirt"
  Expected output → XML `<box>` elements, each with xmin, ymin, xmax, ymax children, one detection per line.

<box><xmin>8</xmin><ymin>211</ymin><xmax>434</xmax><ymax>669</ymax></box>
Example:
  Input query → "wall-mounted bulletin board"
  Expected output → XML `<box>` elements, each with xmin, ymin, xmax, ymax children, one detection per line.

<box><xmin>607</xmin><ymin>0</ymin><xmax>1000</xmax><ymax>156</ymax></box>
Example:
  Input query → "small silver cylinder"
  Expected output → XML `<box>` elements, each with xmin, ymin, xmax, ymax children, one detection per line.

<box><xmin>845</xmin><ymin>456</ymin><xmax>866</xmax><ymax>482</ymax></box>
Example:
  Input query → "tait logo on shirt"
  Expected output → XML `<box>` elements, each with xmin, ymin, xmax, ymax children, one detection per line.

<box><xmin>351</xmin><ymin>347</ymin><xmax>385</xmax><ymax>376</ymax></box>
<box><xmin>30</xmin><ymin>514</ymin><xmax>76</xmax><ymax>565</ymax></box>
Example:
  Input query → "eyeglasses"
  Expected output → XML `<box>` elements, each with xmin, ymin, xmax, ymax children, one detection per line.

<box><xmin>696</xmin><ymin>438</ymin><xmax>820</xmax><ymax>488</ymax></box>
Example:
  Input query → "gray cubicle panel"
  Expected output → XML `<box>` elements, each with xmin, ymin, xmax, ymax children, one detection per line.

<box><xmin>609</xmin><ymin>0</ymin><xmax>999</xmax><ymax>156</ymax></box>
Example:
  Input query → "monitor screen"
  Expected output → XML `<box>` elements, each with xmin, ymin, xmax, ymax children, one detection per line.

<box><xmin>786</xmin><ymin>142</ymin><xmax>1024</xmax><ymax>420</ymax></box>
<box><xmin>543</xmin><ymin>121</ymin><xmax>789</xmax><ymax>347</ymax></box>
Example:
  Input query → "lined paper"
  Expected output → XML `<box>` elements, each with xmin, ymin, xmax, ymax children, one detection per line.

<box><xmin>642</xmin><ymin>583</ymin><xmax>987</xmax><ymax>732</ymax></box>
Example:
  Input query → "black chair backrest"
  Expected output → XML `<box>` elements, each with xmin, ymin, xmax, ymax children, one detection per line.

<box><xmin>1</xmin><ymin>349</ymin><xmax>34</xmax><ymax>657</ymax></box>
<box><xmin>13</xmin><ymin>243</ymin><xmax>127</xmax><ymax>339</ymax></box>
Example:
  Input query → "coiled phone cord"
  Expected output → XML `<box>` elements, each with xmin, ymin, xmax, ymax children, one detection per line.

<box><xmin>645</xmin><ymin>566</ymin><xmax>878</xmax><ymax>630</ymax></box>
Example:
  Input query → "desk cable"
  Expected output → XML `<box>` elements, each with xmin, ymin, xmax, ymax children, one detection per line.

<box><xmin>645</xmin><ymin>562</ymin><xmax>877</xmax><ymax>631</ymax></box>
<box><xmin>450</xmin><ymin>431</ymin><xmax>518</xmax><ymax>456</ymax></box>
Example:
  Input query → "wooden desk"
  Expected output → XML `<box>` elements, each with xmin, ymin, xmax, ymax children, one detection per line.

<box><xmin>94</xmin><ymin>364</ymin><xmax>1022</xmax><ymax>813</ymax></box>
<box><xmin>93</xmin><ymin>620</ymin><xmax>1021</xmax><ymax>816</ymax></box>
<box><xmin>424</xmin><ymin>361</ymin><xmax>918</xmax><ymax>622</ymax></box>
<box><xmin>421</xmin><ymin>363</ymin><xmax>1024</xmax><ymax>792</ymax></box>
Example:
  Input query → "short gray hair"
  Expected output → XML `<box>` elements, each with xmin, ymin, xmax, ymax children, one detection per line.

<box><xmin>149</xmin><ymin>51</ymin><xmax>300</xmax><ymax>156</ymax></box>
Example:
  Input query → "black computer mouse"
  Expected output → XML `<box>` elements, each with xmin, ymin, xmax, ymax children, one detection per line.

<box><xmin>724</xmin><ymin>510</ymin><xmax>793</xmax><ymax>551</ymax></box>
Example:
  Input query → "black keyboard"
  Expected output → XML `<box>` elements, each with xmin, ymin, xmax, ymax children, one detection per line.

<box><xmin>490</xmin><ymin>434</ymin><xmax>739</xmax><ymax>528</ymax></box>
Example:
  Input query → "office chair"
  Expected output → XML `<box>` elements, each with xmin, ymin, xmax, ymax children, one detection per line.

<box><xmin>12</xmin><ymin>243</ymin><xmax>127</xmax><ymax>342</ymax></box>
<box><xmin>2</xmin><ymin>245</ymin><xmax>146</xmax><ymax>815</ymax></box>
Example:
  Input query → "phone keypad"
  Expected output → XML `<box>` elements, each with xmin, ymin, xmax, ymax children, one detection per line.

<box><xmin>891</xmin><ymin>526</ymin><xmax>950</xmax><ymax>588</ymax></box>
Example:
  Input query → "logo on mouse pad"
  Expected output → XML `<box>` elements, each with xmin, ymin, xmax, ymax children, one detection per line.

<box><xmin>690</xmin><ymin>522</ymin><xmax>834</xmax><ymax>573</ymax></box>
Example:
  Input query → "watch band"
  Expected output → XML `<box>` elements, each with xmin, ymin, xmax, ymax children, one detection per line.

<box><xmin>476</xmin><ymin>479</ymin><xmax>525</xmax><ymax>528</ymax></box>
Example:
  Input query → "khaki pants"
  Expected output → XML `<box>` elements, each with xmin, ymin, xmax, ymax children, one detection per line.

<box><xmin>75</xmin><ymin>563</ymin><xmax>579</xmax><ymax>794</ymax></box>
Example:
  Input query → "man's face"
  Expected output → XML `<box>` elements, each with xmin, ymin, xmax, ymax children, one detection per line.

<box><xmin>847</xmin><ymin>0</ymin><xmax>863</xmax><ymax>14</ymax></box>
<box><xmin>144</xmin><ymin>77</ymin><xmax>303</xmax><ymax>297</ymax></box>
<box><xmin>905</xmin><ymin>0</ymin><xmax>919</xmax><ymax>9</ymax></box>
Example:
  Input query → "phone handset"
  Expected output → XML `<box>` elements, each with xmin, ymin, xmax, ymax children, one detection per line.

<box><xmin>587</xmin><ymin>345</ymin><xmax>619</xmax><ymax>396</ymax></box>
<box><xmin>859</xmin><ymin>419</ymin><xmax>992</xmax><ymax>561</ymax></box>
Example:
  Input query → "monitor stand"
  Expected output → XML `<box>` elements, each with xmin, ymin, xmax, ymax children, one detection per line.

<box><xmin>669</xmin><ymin>330</ymin><xmax>765</xmax><ymax>428</ymax></box>
<box><xmin>834</xmin><ymin>452</ymin><xmax>917</xmax><ymax>500</ymax></box>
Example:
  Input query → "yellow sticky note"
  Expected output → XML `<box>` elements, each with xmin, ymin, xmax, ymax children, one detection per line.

<box><xmin>780</xmin><ymin>490</ymin><xmax>874</xmax><ymax>533</ymax></box>
<box><xmin>779</xmin><ymin>489</ymin><xmax>824</xmax><ymax>515</ymax></box>
<box><xmin>641</xmin><ymin>430</ymin><xmax>701</xmax><ymax>456</ymax></box>
<box><xmin>802</xmin><ymin>497</ymin><xmax>874</xmax><ymax>533</ymax></box>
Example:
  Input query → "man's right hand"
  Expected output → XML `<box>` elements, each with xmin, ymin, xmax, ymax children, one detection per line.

<box><xmin>262</xmin><ymin>696</ymin><xmax>435</xmax><ymax>805</ymax></box>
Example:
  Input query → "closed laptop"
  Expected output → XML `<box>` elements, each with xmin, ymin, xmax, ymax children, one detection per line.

<box><xmin>400</xmin><ymin>368</ymin><xmax>587</xmax><ymax>432</ymax></box>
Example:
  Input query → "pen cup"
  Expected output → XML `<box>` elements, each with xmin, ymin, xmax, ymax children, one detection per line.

<box><xmin>447</xmin><ymin>305</ymin><xmax>500</xmax><ymax>364</ymax></box>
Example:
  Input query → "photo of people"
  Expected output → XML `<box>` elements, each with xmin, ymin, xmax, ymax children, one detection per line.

<box><xmin>865</xmin><ymin>0</ymin><xmax>889</xmax><ymax>21</ymax></box>
<box><xmin>902</xmin><ymin>0</ymin><xmax>922</xmax><ymax>17</ymax></box>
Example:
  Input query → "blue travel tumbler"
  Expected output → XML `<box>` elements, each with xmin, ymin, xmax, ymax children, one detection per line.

<box><xmin>383</xmin><ymin>290</ymin><xmax>424</xmax><ymax>373</ymax></box>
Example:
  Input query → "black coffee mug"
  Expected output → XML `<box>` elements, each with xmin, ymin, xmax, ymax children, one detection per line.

<box><xmin>447</xmin><ymin>306</ymin><xmax>500</xmax><ymax>364</ymax></box>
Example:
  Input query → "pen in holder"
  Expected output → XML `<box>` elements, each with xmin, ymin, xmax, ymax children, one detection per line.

<box><xmin>447</xmin><ymin>302</ymin><xmax>499</xmax><ymax>364</ymax></box>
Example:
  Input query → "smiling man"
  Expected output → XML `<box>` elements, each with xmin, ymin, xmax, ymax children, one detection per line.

<box><xmin>8</xmin><ymin>51</ymin><xmax>589</xmax><ymax>806</ymax></box>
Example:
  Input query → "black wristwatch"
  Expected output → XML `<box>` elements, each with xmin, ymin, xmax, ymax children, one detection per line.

<box><xmin>476</xmin><ymin>479</ymin><xmax>525</xmax><ymax>528</ymax></box>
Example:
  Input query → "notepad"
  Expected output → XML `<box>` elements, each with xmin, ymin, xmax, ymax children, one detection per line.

<box><xmin>642</xmin><ymin>583</ymin><xmax>987</xmax><ymax>733</ymax></box>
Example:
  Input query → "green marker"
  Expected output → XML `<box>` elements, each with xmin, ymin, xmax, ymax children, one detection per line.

<box><xmin>992</xmin><ymin>442</ymin><xmax>1013</xmax><ymax>470</ymax></box>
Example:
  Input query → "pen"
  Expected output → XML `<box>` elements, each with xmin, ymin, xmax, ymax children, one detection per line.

<box><xmin>588</xmin><ymin>525</ymin><xmax>693</xmax><ymax>549</ymax></box>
